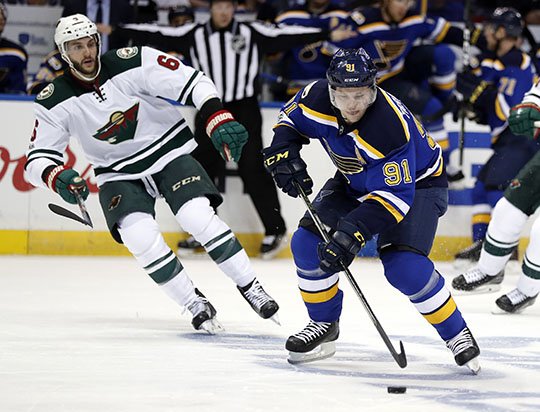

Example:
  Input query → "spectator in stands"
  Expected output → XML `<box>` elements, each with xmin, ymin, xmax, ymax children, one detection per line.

<box><xmin>61</xmin><ymin>0</ymin><xmax>134</xmax><ymax>51</ymax></box>
<box><xmin>0</xmin><ymin>0</ymin><xmax>27</xmax><ymax>94</ymax></box>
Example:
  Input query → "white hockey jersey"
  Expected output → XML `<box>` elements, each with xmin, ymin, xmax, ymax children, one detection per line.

<box><xmin>25</xmin><ymin>46</ymin><xmax>219</xmax><ymax>188</ymax></box>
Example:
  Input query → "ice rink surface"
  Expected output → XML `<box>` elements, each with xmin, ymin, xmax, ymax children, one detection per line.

<box><xmin>0</xmin><ymin>256</ymin><xmax>539</xmax><ymax>412</ymax></box>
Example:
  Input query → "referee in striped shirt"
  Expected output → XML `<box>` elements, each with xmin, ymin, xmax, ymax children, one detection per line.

<box><xmin>118</xmin><ymin>0</ymin><xmax>355</xmax><ymax>257</ymax></box>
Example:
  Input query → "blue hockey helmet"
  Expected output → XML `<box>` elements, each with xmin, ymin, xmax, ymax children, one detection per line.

<box><xmin>489</xmin><ymin>7</ymin><xmax>523</xmax><ymax>38</ymax></box>
<box><xmin>326</xmin><ymin>48</ymin><xmax>378</xmax><ymax>89</ymax></box>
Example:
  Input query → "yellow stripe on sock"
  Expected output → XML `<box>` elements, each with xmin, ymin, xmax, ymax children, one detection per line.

<box><xmin>423</xmin><ymin>297</ymin><xmax>457</xmax><ymax>324</ymax></box>
<box><xmin>300</xmin><ymin>283</ymin><xmax>339</xmax><ymax>303</ymax></box>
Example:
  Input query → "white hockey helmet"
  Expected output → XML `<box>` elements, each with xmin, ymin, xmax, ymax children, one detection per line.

<box><xmin>54</xmin><ymin>14</ymin><xmax>101</xmax><ymax>81</ymax></box>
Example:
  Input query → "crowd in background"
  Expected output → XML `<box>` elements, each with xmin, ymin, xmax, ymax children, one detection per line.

<box><xmin>0</xmin><ymin>0</ymin><xmax>539</xmax><ymax>97</ymax></box>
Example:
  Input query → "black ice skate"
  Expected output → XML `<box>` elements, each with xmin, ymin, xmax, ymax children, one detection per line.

<box><xmin>286</xmin><ymin>320</ymin><xmax>339</xmax><ymax>364</ymax></box>
<box><xmin>177</xmin><ymin>236</ymin><xmax>205</xmax><ymax>257</ymax></box>
<box><xmin>452</xmin><ymin>267</ymin><xmax>504</xmax><ymax>294</ymax></box>
<box><xmin>445</xmin><ymin>327</ymin><xmax>481</xmax><ymax>374</ymax></box>
<box><xmin>455</xmin><ymin>240</ymin><xmax>483</xmax><ymax>260</ymax></box>
<box><xmin>186</xmin><ymin>289</ymin><xmax>224</xmax><ymax>334</ymax></box>
<box><xmin>260</xmin><ymin>233</ymin><xmax>288</xmax><ymax>260</ymax></box>
<box><xmin>238</xmin><ymin>279</ymin><xmax>280</xmax><ymax>324</ymax></box>
<box><xmin>495</xmin><ymin>289</ymin><xmax>538</xmax><ymax>314</ymax></box>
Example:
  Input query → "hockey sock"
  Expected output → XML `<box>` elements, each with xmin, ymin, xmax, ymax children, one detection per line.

<box><xmin>382</xmin><ymin>250</ymin><xmax>465</xmax><ymax>341</ymax></box>
<box><xmin>471</xmin><ymin>181</ymin><xmax>490</xmax><ymax>242</ymax></box>
<box><xmin>519</xmin><ymin>217</ymin><xmax>540</xmax><ymax>296</ymax></box>
<box><xmin>118</xmin><ymin>212</ymin><xmax>198</xmax><ymax>307</ymax></box>
<box><xmin>479</xmin><ymin>198</ymin><xmax>526</xmax><ymax>275</ymax></box>
<box><xmin>429</xmin><ymin>44</ymin><xmax>456</xmax><ymax>103</ymax></box>
<box><xmin>175</xmin><ymin>197</ymin><xmax>255</xmax><ymax>288</ymax></box>
<box><xmin>291</xmin><ymin>227</ymin><xmax>343</xmax><ymax>322</ymax></box>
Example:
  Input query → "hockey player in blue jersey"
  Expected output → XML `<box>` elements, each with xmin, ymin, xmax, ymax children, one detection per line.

<box><xmin>452</xmin><ymin>8</ymin><xmax>540</xmax><ymax>271</ymax></box>
<box><xmin>0</xmin><ymin>1</ymin><xmax>27</xmax><ymax>94</ymax></box>
<box><xmin>327</xmin><ymin>0</ymin><xmax>485</xmax><ymax>180</ymax></box>
<box><xmin>263</xmin><ymin>48</ymin><xmax>481</xmax><ymax>373</ymax></box>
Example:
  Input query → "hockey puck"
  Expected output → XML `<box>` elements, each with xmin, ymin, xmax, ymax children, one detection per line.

<box><xmin>387</xmin><ymin>386</ymin><xmax>407</xmax><ymax>394</ymax></box>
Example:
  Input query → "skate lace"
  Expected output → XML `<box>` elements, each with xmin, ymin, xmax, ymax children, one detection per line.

<box><xmin>243</xmin><ymin>281</ymin><xmax>270</xmax><ymax>309</ymax></box>
<box><xmin>294</xmin><ymin>320</ymin><xmax>331</xmax><ymax>343</ymax></box>
<box><xmin>262</xmin><ymin>235</ymin><xmax>277</xmax><ymax>246</ymax></box>
<box><xmin>183</xmin><ymin>295</ymin><xmax>209</xmax><ymax>316</ymax></box>
<box><xmin>506</xmin><ymin>289</ymin><xmax>529</xmax><ymax>305</ymax></box>
<box><xmin>463</xmin><ymin>268</ymin><xmax>487</xmax><ymax>283</ymax></box>
<box><xmin>460</xmin><ymin>241</ymin><xmax>482</xmax><ymax>254</ymax></box>
<box><xmin>446</xmin><ymin>328</ymin><xmax>474</xmax><ymax>356</ymax></box>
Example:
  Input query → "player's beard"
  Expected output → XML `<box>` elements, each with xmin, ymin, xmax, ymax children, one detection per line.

<box><xmin>72</xmin><ymin>58</ymin><xmax>98</xmax><ymax>78</ymax></box>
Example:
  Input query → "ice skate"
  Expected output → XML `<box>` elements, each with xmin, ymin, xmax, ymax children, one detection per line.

<box><xmin>238</xmin><ymin>279</ymin><xmax>280</xmax><ymax>324</ymax></box>
<box><xmin>453</xmin><ymin>240</ymin><xmax>483</xmax><ymax>269</ymax></box>
<box><xmin>494</xmin><ymin>289</ymin><xmax>538</xmax><ymax>314</ymax></box>
<box><xmin>260</xmin><ymin>233</ymin><xmax>288</xmax><ymax>260</ymax></box>
<box><xmin>452</xmin><ymin>267</ymin><xmax>504</xmax><ymax>294</ymax></box>
<box><xmin>177</xmin><ymin>236</ymin><xmax>205</xmax><ymax>257</ymax></box>
<box><xmin>445</xmin><ymin>327</ymin><xmax>481</xmax><ymax>374</ymax></box>
<box><xmin>186</xmin><ymin>289</ymin><xmax>224</xmax><ymax>334</ymax></box>
<box><xmin>286</xmin><ymin>320</ymin><xmax>339</xmax><ymax>364</ymax></box>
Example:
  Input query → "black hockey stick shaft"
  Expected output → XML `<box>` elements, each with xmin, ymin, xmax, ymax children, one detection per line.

<box><xmin>458</xmin><ymin>0</ymin><xmax>472</xmax><ymax>169</ymax></box>
<box><xmin>294</xmin><ymin>182</ymin><xmax>407</xmax><ymax>368</ymax></box>
<box><xmin>75</xmin><ymin>191</ymin><xmax>93</xmax><ymax>227</ymax></box>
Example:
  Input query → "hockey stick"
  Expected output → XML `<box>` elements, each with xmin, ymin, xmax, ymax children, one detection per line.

<box><xmin>455</xmin><ymin>0</ymin><xmax>472</xmax><ymax>178</ymax></box>
<box><xmin>48</xmin><ymin>191</ymin><xmax>93</xmax><ymax>228</ymax></box>
<box><xmin>294</xmin><ymin>182</ymin><xmax>407</xmax><ymax>369</ymax></box>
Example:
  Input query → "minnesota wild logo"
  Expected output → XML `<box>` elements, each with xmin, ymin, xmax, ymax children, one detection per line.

<box><xmin>93</xmin><ymin>103</ymin><xmax>139</xmax><ymax>144</ymax></box>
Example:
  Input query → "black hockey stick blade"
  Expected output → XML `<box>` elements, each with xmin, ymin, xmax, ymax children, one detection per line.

<box><xmin>48</xmin><ymin>203</ymin><xmax>93</xmax><ymax>227</ymax></box>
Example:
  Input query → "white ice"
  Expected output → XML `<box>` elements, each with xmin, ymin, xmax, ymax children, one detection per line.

<box><xmin>0</xmin><ymin>256</ymin><xmax>539</xmax><ymax>412</ymax></box>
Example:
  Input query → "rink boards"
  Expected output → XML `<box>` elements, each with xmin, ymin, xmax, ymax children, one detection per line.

<box><xmin>0</xmin><ymin>96</ymin><xmax>533</xmax><ymax>258</ymax></box>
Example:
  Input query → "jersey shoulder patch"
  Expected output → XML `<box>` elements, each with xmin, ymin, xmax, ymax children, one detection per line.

<box><xmin>101</xmin><ymin>47</ymin><xmax>142</xmax><ymax>79</ymax></box>
<box><xmin>34</xmin><ymin>75</ymin><xmax>75</xmax><ymax>110</ymax></box>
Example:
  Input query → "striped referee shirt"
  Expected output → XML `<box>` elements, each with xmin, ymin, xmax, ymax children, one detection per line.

<box><xmin>120</xmin><ymin>20</ymin><xmax>331</xmax><ymax>103</ymax></box>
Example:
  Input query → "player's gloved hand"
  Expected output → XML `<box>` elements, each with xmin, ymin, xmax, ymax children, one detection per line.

<box><xmin>262</xmin><ymin>143</ymin><xmax>313</xmax><ymax>198</ymax></box>
<box><xmin>317</xmin><ymin>219</ymin><xmax>366</xmax><ymax>274</ymax></box>
<box><xmin>456</xmin><ymin>72</ymin><xmax>493</xmax><ymax>122</ymax></box>
<box><xmin>45</xmin><ymin>165</ymin><xmax>89</xmax><ymax>204</ymax></box>
<box><xmin>206</xmin><ymin>109</ymin><xmax>248</xmax><ymax>162</ymax></box>
<box><xmin>509</xmin><ymin>103</ymin><xmax>540</xmax><ymax>140</ymax></box>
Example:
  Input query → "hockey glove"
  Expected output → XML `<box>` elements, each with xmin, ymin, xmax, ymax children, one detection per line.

<box><xmin>45</xmin><ymin>165</ymin><xmax>89</xmax><ymax>204</ymax></box>
<box><xmin>317</xmin><ymin>219</ymin><xmax>366</xmax><ymax>274</ymax></box>
<box><xmin>262</xmin><ymin>143</ymin><xmax>313</xmax><ymax>198</ymax></box>
<box><xmin>509</xmin><ymin>103</ymin><xmax>540</xmax><ymax>140</ymax></box>
<box><xmin>456</xmin><ymin>72</ymin><xmax>494</xmax><ymax>123</ymax></box>
<box><xmin>206</xmin><ymin>110</ymin><xmax>248</xmax><ymax>162</ymax></box>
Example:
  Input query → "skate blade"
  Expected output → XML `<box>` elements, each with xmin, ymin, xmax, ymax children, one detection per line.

<box><xmin>287</xmin><ymin>341</ymin><xmax>336</xmax><ymax>365</ymax></box>
<box><xmin>260</xmin><ymin>238</ymin><xmax>288</xmax><ymax>260</ymax></box>
<box><xmin>452</xmin><ymin>284</ymin><xmax>502</xmax><ymax>295</ymax></box>
<box><xmin>465</xmin><ymin>357</ymin><xmax>481</xmax><ymax>375</ymax></box>
<box><xmin>269</xmin><ymin>313</ymin><xmax>281</xmax><ymax>326</ymax></box>
<box><xmin>199</xmin><ymin>318</ymin><xmax>225</xmax><ymax>335</ymax></box>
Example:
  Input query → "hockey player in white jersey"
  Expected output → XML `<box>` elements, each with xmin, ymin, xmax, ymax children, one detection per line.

<box><xmin>24</xmin><ymin>14</ymin><xmax>279</xmax><ymax>333</ymax></box>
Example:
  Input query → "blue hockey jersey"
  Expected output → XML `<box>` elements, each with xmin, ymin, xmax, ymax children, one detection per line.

<box><xmin>271</xmin><ymin>80</ymin><xmax>445</xmax><ymax>237</ymax></box>
<box><xmin>332</xmin><ymin>7</ymin><xmax>462</xmax><ymax>83</ymax></box>
<box><xmin>0</xmin><ymin>37</ymin><xmax>27</xmax><ymax>94</ymax></box>
<box><xmin>471</xmin><ymin>48</ymin><xmax>536</xmax><ymax>137</ymax></box>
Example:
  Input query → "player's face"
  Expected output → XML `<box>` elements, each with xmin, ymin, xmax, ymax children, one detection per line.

<box><xmin>66</xmin><ymin>36</ymin><xmax>99</xmax><ymax>77</ymax></box>
<box><xmin>384</xmin><ymin>0</ymin><xmax>413</xmax><ymax>22</ymax></box>
<box><xmin>331</xmin><ymin>86</ymin><xmax>376</xmax><ymax>124</ymax></box>
<box><xmin>484</xmin><ymin>24</ymin><xmax>503</xmax><ymax>51</ymax></box>
<box><xmin>211</xmin><ymin>1</ymin><xmax>234</xmax><ymax>29</ymax></box>
<box><xmin>170</xmin><ymin>15</ymin><xmax>193</xmax><ymax>27</ymax></box>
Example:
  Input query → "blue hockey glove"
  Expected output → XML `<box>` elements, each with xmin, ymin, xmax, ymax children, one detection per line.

<box><xmin>46</xmin><ymin>165</ymin><xmax>89</xmax><ymax>205</ymax></box>
<box><xmin>317</xmin><ymin>219</ymin><xmax>366</xmax><ymax>274</ymax></box>
<box><xmin>206</xmin><ymin>110</ymin><xmax>248</xmax><ymax>162</ymax></box>
<box><xmin>262</xmin><ymin>143</ymin><xmax>313</xmax><ymax>198</ymax></box>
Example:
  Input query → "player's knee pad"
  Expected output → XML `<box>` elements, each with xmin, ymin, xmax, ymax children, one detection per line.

<box><xmin>488</xmin><ymin>197</ymin><xmax>528</xmax><ymax>241</ymax></box>
<box><xmin>380</xmin><ymin>249</ymin><xmax>435</xmax><ymax>296</ymax></box>
<box><xmin>175</xmin><ymin>197</ymin><xmax>230</xmax><ymax>245</ymax></box>
<box><xmin>291</xmin><ymin>227</ymin><xmax>322</xmax><ymax>271</ymax></box>
<box><xmin>118</xmin><ymin>212</ymin><xmax>170</xmax><ymax>267</ymax></box>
